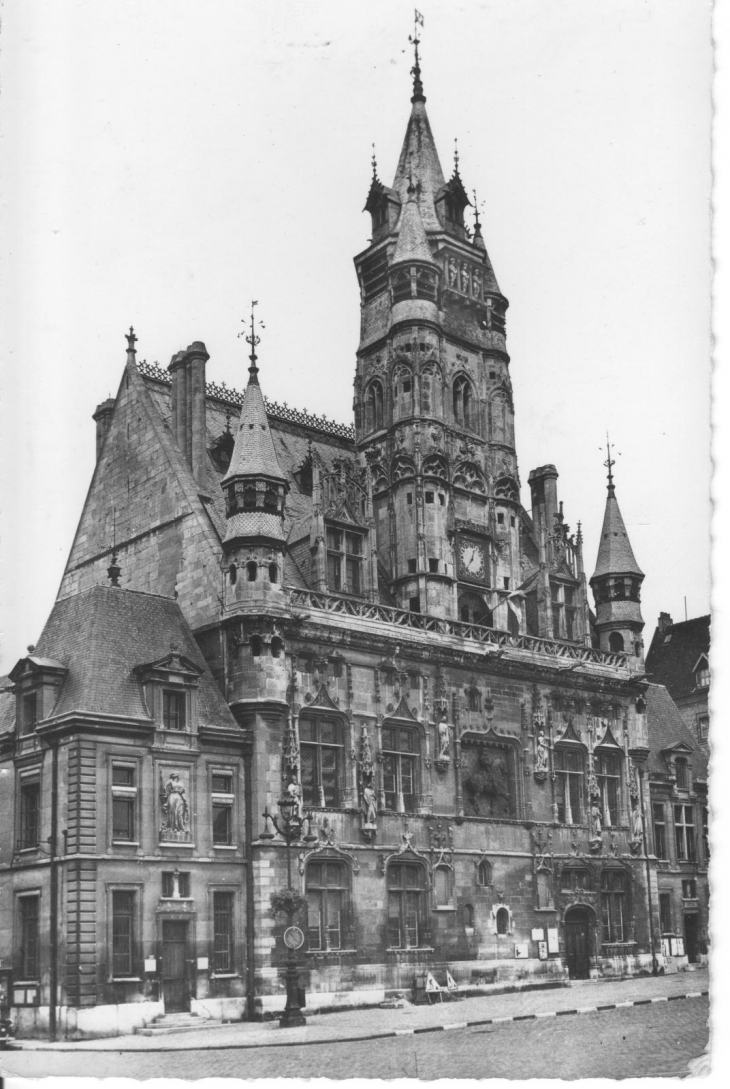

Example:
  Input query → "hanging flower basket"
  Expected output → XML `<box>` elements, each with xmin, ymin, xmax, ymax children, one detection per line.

<box><xmin>269</xmin><ymin>888</ymin><xmax>308</xmax><ymax>919</ymax></box>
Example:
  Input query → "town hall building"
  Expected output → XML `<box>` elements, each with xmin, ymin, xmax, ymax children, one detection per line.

<box><xmin>0</xmin><ymin>39</ymin><xmax>708</xmax><ymax>1038</ymax></box>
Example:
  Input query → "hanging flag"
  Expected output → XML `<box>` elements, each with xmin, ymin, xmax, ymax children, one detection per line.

<box><xmin>415</xmin><ymin>10</ymin><xmax>424</xmax><ymax>27</ymax></box>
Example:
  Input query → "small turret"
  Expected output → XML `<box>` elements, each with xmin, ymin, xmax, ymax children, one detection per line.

<box><xmin>590</xmin><ymin>439</ymin><xmax>645</xmax><ymax>663</ymax></box>
<box><xmin>220</xmin><ymin>304</ymin><xmax>289</xmax><ymax>615</ymax></box>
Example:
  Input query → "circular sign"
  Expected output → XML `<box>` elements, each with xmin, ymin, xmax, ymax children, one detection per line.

<box><xmin>283</xmin><ymin>926</ymin><xmax>305</xmax><ymax>950</ymax></box>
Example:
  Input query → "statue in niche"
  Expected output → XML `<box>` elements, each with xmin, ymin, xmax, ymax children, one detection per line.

<box><xmin>464</xmin><ymin>748</ymin><xmax>511</xmax><ymax>817</ymax></box>
<box><xmin>437</xmin><ymin>716</ymin><xmax>451</xmax><ymax>761</ymax></box>
<box><xmin>534</xmin><ymin>730</ymin><xmax>549</xmax><ymax>776</ymax></box>
<box><xmin>472</xmin><ymin>270</ymin><xmax>482</xmax><ymax>297</ymax></box>
<box><xmin>362</xmin><ymin>782</ymin><xmax>377</xmax><ymax>826</ymax></box>
<box><xmin>460</xmin><ymin>262</ymin><xmax>470</xmax><ymax>293</ymax></box>
<box><xmin>161</xmin><ymin>772</ymin><xmax>190</xmax><ymax>836</ymax></box>
<box><xmin>590</xmin><ymin>803</ymin><xmax>602</xmax><ymax>839</ymax></box>
<box><xmin>631</xmin><ymin>803</ymin><xmax>643</xmax><ymax>839</ymax></box>
<box><xmin>448</xmin><ymin>256</ymin><xmax>458</xmax><ymax>286</ymax></box>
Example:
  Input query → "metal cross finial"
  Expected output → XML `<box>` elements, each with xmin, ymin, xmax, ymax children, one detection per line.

<box><xmin>126</xmin><ymin>326</ymin><xmax>137</xmax><ymax>352</ymax></box>
<box><xmin>371</xmin><ymin>143</ymin><xmax>378</xmax><ymax>179</ymax></box>
<box><xmin>472</xmin><ymin>189</ymin><xmax>482</xmax><ymax>231</ymax></box>
<box><xmin>454</xmin><ymin>138</ymin><xmax>460</xmax><ymax>175</ymax></box>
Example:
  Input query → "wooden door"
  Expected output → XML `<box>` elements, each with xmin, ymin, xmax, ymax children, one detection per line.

<box><xmin>683</xmin><ymin>913</ymin><xmax>699</xmax><ymax>964</ymax></box>
<box><xmin>161</xmin><ymin>920</ymin><xmax>189</xmax><ymax>1012</ymax></box>
<box><xmin>564</xmin><ymin>909</ymin><xmax>592</xmax><ymax>980</ymax></box>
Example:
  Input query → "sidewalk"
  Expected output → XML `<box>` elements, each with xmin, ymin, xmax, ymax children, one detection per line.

<box><xmin>10</xmin><ymin>966</ymin><xmax>709</xmax><ymax>1053</ymax></box>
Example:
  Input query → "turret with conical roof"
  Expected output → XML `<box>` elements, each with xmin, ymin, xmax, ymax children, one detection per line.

<box><xmin>589</xmin><ymin>442</ymin><xmax>645</xmax><ymax>663</ymax></box>
<box><xmin>220</xmin><ymin>306</ymin><xmax>289</xmax><ymax>614</ymax></box>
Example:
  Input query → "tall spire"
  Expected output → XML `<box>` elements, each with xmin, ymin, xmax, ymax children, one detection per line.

<box><xmin>222</xmin><ymin>305</ymin><xmax>285</xmax><ymax>488</ymax></box>
<box><xmin>591</xmin><ymin>448</ymin><xmax>643</xmax><ymax>580</ymax></box>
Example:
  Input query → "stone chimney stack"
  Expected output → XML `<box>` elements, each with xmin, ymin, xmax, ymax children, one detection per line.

<box><xmin>657</xmin><ymin>611</ymin><xmax>673</xmax><ymax>635</ymax></box>
<box><xmin>168</xmin><ymin>341</ymin><xmax>210</xmax><ymax>492</ymax></box>
<box><xmin>528</xmin><ymin>465</ymin><xmax>559</xmax><ymax>538</ymax></box>
<box><xmin>92</xmin><ymin>398</ymin><xmax>115</xmax><ymax>460</ymax></box>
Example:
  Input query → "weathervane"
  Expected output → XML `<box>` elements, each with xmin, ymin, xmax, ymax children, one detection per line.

<box><xmin>239</xmin><ymin>300</ymin><xmax>264</xmax><ymax>376</ymax></box>
<box><xmin>409</xmin><ymin>10</ymin><xmax>425</xmax><ymax>100</ymax></box>
<box><xmin>601</xmin><ymin>432</ymin><xmax>620</xmax><ymax>492</ymax></box>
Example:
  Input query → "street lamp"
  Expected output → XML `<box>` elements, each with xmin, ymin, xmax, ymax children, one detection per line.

<box><xmin>263</xmin><ymin>792</ymin><xmax>316</xmax><ymax>1028</ymax></box>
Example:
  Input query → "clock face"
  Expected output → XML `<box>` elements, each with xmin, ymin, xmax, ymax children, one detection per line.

<box><xmin>459</xmin><ymin>540</ymin><xmax>486</xmax><ymax>579</ymax></box>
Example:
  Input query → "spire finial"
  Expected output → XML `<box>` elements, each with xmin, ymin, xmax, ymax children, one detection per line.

<box><xmin>472</xmin><ymin>189</ymin><xmax>481</xmax><ymax>230</ymax></box>
<box><xmin>371</xmin><ymin>143</ymin><xmax>378</xmax><ymax>181</ymax></box>
<box><xmin>238</xmin><ymin>300</ymin><xmax>263</xmax><ymax>382</ymax></box>
<box><xmin>602</xmin><ymin>432</ymin><xmax>619</xmax><ymax>494</ymax></box>
<box><xmin>454</xmin><ymin>138</ymin><xmax>460</xmax><ymax>176</ymax></box>
<box><xmin>125</xmin><ymin>326</ymin><xmax>137</xmax><ymax>354</ymax></box>
<box><xmin>107</xmin><ymin>507</ymin><xmax>121</xmax><ymax>587</ymax></box>
<box><xmin>409</xmin><ymin>10</ymin><xmax>426</xmax><ymax>103</ymax></box>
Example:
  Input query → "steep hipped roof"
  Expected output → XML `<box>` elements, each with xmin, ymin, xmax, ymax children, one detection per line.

<box><xmin>23</xmin><ymin>584</ymin><xmax>236</xmax><ymax>726</ymax></box>
<box><xmin>645</xmin><ymin>682</ymin><xmax>708</xmax><ymax>781</ymax></box>
<box><xmin>591</xmin><ymin>486</ymin><xmax>643</xmax><ymax>580</ymax></box>
<box><xmin>392</xmin><ymin>99</ymin><xmax>446</xmax><ymax>233</ymax></box>
<box><xmin>645</xmin><ymin>615</ymin><xmax>711</xmax><ymax>701</ymax></box>
<box><xmin>392</xmin><ymin>184</ymin><xmax>436</xmax><ymax>266</ymax></box>
<box><xmin>221</xmin><ymin>364</ymin><xmax>286</xmax><ymax>486</ymax></box>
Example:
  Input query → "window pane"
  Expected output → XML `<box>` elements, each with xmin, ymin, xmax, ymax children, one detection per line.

<box><xmin>307</xmin><ymin>893</ymin><xmax>323</xmax><ymax>951</ymax></box>
<box><xmin>401</xmin><ymin>755</ymin><xmax>416</xmax><ymax>811</ymax></box>
<box><xmin>212</xmin><ymin>773</ymin><xmax>232</xmax><ymax>793</ymax></box>
<box><xmin>20</xmin><ymin>783</ymin><xmax>40</xmax><ymax>848</ymax></box>
<box><xmin>112</xmin><ymin>797</ymin><xmax>134</xmax><ymax>841</ymax></box>
<box><xmin>320</xmin><ymin>747</ymin><xmax>339</xmax><ymax>807</ymax></box>
<box><xmin>300</xmin><ymin>745</ymin><xmax>317</xmax><ymax>808</ymax></box>
<box><xmin>213</xmin><ymin>892</ymin><xmax>233</xmax><ymax>972</ymax></box>
<box><xmin>212</xmin><ymin>804</ymin><xmax>232</xmax><ymax>845</ymax></box>
<box><xmin>112</xmin><ymin>891</ymin><xmax>134</xmax><ymax>976</ymax></box>
<box><xmin>20</xmin><ymin>897</ymin><xmax>40</xmax><ymax>979</ymax></box>
<box><xmin>112</xmin><ymin>766</ymin><xmax>134</xmax><ymax>787</ymax></box>
<box><xmin>163</xmin><ymin>691</ymin><xmax>186</xmax><ymax>731</ymax></box>
<box><xmin>383</xmin><ymin>754</ymin><xmax>397</xmax><ymax>810</ymax></box>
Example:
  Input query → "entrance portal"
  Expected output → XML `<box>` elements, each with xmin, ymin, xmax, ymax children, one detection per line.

<box><xmin>564</xmin><ymin>907</ymin><xmax>593</xmax><ymax>980</ymax></box>
<box><xmin>161</xmin><ymin>920</ymin><xmax>190</xmax><ymax>1012</ymax></box>
<box><xmin>683</xmin><ymin>913</ymin><xmax>700</xmax><ymax>964</ymax></box>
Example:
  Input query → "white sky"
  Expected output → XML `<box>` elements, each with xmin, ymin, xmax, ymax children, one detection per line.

<box><xmin>0</xmin><ymin>0</ymin><xmax>713</xmax><ymax>672</ymax></box>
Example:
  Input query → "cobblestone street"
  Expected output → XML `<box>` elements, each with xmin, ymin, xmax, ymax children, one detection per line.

<box><xmin>0</xmin><ymin>971</ymin><xmax>711</xmax><ymax>1081</ymax></box>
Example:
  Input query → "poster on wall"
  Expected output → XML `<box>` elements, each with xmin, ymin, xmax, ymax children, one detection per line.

<box><xmin>514</xmin><ymin>942</ymin><xmax>529</xmax><ymax>958</ymax></box>
<box><xmin>547</xmin><ymin>927</ymin><xmax>559</xmax><ymax>954</ymax></box>
<box><xmin>538</xmin><ymin>941</ymin><xmax>548</xmax><ymax>961</ymax></box>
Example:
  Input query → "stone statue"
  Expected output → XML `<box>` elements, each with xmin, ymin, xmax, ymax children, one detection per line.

<box><xmin>362</xmin><ymin>782</ymin><xmax>377</xmax><ymax>825</ymax></box>
<box><xmin>448</xmin><ymin>256</ymin><xmax>458</xmax><ymax>286</ymax></box>
<box><xmin>590</xmin><ymin>803</ymin><xmax>602</xmax><ymax>839</ymax></box>
<box><xmin>632</xmin><ymin>804</ymin><xmax>643</xmax><ymax>839</ymax></box>
<box><xmin>464</xmin><ymin>748</ymin><xmax>511</xmax><ymax>817</ymax></box>
<box><xmin>162</xmin><ymin>773</ymin><xmax>189</xmax><ymax>833</ymax></box>
<box><xmin>437</xmin><ymin>717</ymin><xmax>451</xmax><ymax>761</ymax></box>
<box><xmin>535</xmin><ymin>731</ymin><xmax>549</xmax><ymax>773</ymax></box>
<box><xmin>460</xmin><ymin>262</ymin><xmax>470</xmax><ymax>293</ymax></box>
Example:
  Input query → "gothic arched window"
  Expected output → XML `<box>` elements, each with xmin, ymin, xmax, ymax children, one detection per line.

<box><xmin>459</xmin><ymin>592</ymin><xmax>491</xmax><ymax>626</ymax></box>
<box><xmin>305</xmin><ymin>859</ymin><xmax>350</xmax><ymax>951</ymax></box>
<box><xmin>387</xmin><ymin>861</ymin><xmax>426</xmax><ymax>949</ymax></box>
<box><xmin>299</xmin><ymin>715</ymin><xmax>345</xmax><ymax>808</ymax></box>
<box><xmin>537</xmin><ymin>869</ymin><xmax>552</xmax><ymax>909</ymax></box>
<box><xmin>595</xmin><ymin>750</ymin><xmax>622</xmax><ymax>826</ymax></box>
<box><xmin>554</xmin><ymin>745</ymin><xmax>586</xmax><ymax>825</ymax></box>
<box><xmin>367</xmin><ymin>380</ymin><xmax>384</xmax><ymax>432</ymax></box>
<box><xmin>434</xmin><ymin>865</ymin><xmax>453</xmax><ymax>907</ymax></box>
<box><xmin>496</xmin><ymin>907</ymin><xmax>509</xmax><ymax>935</ymax></box>
<box><xmin>477</xmin><ymin>859</ymin><xmax>492</xmax><ymax>886</ymax></box>
<box><xmin>382</xmin><ymin>724</ymin><xmax>420</xmax><ymax>813</ymax></box>
<box><xmin>609</xmin><ymin>632</ymin><xmax>625</xmax><ymax>653</ymax></box>
<box><xmin>246</xmin><ymin>561</ymin><xmax>257</xmax><ymax>582</ymax></box>
<box><xmin>453</xmin><ymin>375</ymin><xmax>474</xmax><ymax>429</ymax></box>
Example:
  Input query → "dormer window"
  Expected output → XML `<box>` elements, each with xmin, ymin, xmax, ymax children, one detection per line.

<box><xmin>22</xmin><ymin>693</ymin><xmax>38</xmax><ymax>735</ymax></box>
<box><xmin>694</xmin><ymin>657</ymin><xmax>710</xmax><ymax>688</ymax></box>
<box><xmin>675</xmin><ymin>757</ymin><xmax>689</xmax><ymax>792</ymax></box>
<box><xmin>326</xmin><ymin>529</ymin><xmax>363</xmax><ymax>595</ymax></box>
<box><xmin>163</xmin><ymin>690</ymin><xmax>186</xmax><ymax>731</ymax></box>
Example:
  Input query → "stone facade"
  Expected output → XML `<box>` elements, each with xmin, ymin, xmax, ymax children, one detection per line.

<box><xmin>0</xmin><ymin>44</ymin><xmax>708</xmax><ymax>1039</ymax></box>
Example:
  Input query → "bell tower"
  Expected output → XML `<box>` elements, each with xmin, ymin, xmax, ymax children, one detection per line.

<box><xmin>353</xmin><ymin>33</ymin><xmax>522</xmax><ymax>630</ymax></box>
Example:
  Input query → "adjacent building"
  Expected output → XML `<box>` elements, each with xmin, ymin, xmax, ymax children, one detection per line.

<box><xmin>645</xmin><ymin>613</ymin><xmax>711</xmax><ymax>751</ymax></box>
<box><xmin>0</xmin><ymin>41</ymin><xmax>709</xmax><ymax>1038</ymax></box>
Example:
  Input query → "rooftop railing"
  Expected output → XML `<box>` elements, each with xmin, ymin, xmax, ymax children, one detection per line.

<box><xmin>287</xmin><ymin>588</ymin><xmax>629</xmax><ymax>670</ymax></box>
<box><xmin>138</xmin><ymin>359</ymin><xmax>355</xmax><ymax>441</ymax></box>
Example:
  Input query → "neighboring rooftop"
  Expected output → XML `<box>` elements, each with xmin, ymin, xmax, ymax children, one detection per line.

<box><xmin>645</xmin><ymin>612</ymin><xmax>711</xmax><ymax>702</ymax></box>
<box><xmin>645</xmin><ymin>682</ymin><xmax>708</xmax><ymax>782</ymax></box>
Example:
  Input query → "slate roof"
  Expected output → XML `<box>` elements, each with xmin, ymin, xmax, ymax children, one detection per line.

<box><xmin>645</xmin><ymin>615</ymin><xmax>711</xmax><ymax>701</ymax></box>
<box><xmin>392</xmin><ymin>186</ymin><xmax>436</xmax><ymax>266</ymax></box>
<box><xmin>392</xmin><ymin>99</ymin><xmax>446</xmax><ymax>232</ymax></box>
<box><xmin>221</xmin><ymin>366</ymin><xmax>287</xmax><ymax>486</ymax></box>
<box><xmin>591</xmin><ymin>487</ymin><xmax>643</xmax><ymax>580</ymax></box>
<box><xmin>1</xmin><ymin>585</ymin><xmax>237</xmax><ymax>728</ymax></box>
<box><xmin>645</xmin><ymin>682</ymin><xmax>708</xmax><ymax>782</ymax></box>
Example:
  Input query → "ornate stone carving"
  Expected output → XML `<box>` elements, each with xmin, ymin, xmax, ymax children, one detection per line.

<box><xmin>159</xmin><ymin>771</ymin><xmax>191</xmax><ymax>842</ymax></box>
<box><xmin>359</xmin><ymin>724</ymin><xmax>377</xmax><ymax>841</ymax></box>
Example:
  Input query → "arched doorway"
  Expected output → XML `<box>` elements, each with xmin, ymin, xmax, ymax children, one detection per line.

<box><xmin>564</xmin><ymin>906</ymin><xmax>594</xmax><ymax>980</ymax></box>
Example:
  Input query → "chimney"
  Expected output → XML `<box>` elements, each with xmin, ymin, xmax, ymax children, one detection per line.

<box><xmin>527</xmin><ymin>464</ymin><xmax>559</xmax><ymax>536</ymax></box>
<box><xmin>657</xmin><ymin>612</ymin><xmax>674</xmax><ymax>635</ymax></box>
<box><xmin>92</xmin><ymin>398</ymin><xmax>115</xmax><ymax>460</ymax></box>
<box><xmin>168</xmin><ymin>342</ymin><xmax>210</xmax><ymax>491</ymax></box>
